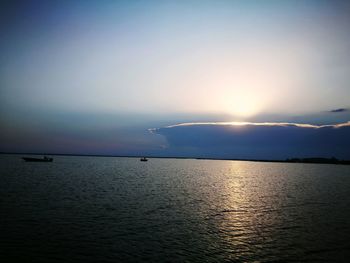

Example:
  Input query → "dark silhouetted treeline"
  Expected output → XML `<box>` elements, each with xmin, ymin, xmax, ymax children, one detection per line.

<box><xmin>285</xmin><ymin>157</ymin><xmax>350</xmax><ymax>165</ymax></box>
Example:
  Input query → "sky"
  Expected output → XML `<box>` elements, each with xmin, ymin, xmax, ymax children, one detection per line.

<box><xmin>1</xmin><ymin>0</ymin><xmax>350</xmax><ymax>158</ymax></box>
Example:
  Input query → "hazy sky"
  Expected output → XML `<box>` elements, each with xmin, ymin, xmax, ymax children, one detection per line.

<box><xmin>1</xmin><ymin>0</ymin><xmax>350</xmax><ymax>156</ymax></box>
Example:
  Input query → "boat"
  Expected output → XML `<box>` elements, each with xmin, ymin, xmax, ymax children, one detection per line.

<box><xmin>22</xmin><ymin>156</ymin><xmax>53</xmax><ymax>162</ymax></box>
<box><xmin>140</xmin><ymin>157</ymin><xmax>148</xmax><ymax>162</ymax></box>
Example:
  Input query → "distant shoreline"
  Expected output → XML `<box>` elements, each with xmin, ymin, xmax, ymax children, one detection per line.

<box><xmin>1</xmin><ymin>152</ymin><xmax>349</xmax><ymax>165</ymax></box>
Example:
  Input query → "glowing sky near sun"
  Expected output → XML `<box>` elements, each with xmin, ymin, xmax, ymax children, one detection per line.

<box><xmin>1</xmin><ymin>0</ymin><xmax>350</xmax><ymax>120</ymax></box>
<box><xmin>1</xmin><ymin>0</ymin><xmax>350</xmax><ymax>156</ymax></box>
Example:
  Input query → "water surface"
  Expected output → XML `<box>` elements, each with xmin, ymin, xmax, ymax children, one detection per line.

<box><xmin>1</xmin><ymin>155</ymin><xmax>350</xmax><ymax>262</ymax></box>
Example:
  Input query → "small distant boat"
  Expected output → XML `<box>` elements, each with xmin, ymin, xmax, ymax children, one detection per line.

<box><xmin>22</xmin><ymin>156</ymin><xmax>53</xmax><ymax>162</ymax></box>
<box><xmin>140</xmin><ymin>157</ymin><xmax>148</xmax><ymax>162</ymax></box>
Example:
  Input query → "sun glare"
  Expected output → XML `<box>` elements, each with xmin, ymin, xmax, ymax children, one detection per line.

<box><xmin>220</xmin><ymin>90</ymin><xmax>261</xmax><ymax>119</ymax></box>
<box><xmin>212</xmin><ymin>60</ymin><xmax>270</xmax><ymax>119</ymax></box>
<box><xmin>230</xmin><ymin>97</ymin><xmax>258</xmax><ymax>117</ymax></box>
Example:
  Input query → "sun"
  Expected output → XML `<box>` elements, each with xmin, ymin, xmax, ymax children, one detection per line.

<box><xmin>230</xmin><ymin>98</ymin><xmax>258</xmax><ymax>117</ymax></box>
<box><xmin>212</xmin><ymin>63</ymin><xmax>267</xmax><ymax>119</ymax></box>
<box><xmin>221</xmin><ymin>90</ymin><xmax>261</xmax><ymax>118</ymax></box>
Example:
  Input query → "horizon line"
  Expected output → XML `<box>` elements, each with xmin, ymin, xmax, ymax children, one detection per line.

<box><xmin>1</xmin><ymin>152</ymin><xmax>350</xmax><ymax>164</ymax></box>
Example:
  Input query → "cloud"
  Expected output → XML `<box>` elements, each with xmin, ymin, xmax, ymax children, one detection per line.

<box><xmin>330</xmin><ymin>108</ymin><xmax>348</xmax><ymax>113</ymax></box>
<box><xmin>157</xmin><ymin>121</ymin><xmax>350</xmax><ymax>129</ymax></box>
<box><xmin>153</xmin><ymin>122</ymin><xmax>350</xmax><ymax>159</ymax></box>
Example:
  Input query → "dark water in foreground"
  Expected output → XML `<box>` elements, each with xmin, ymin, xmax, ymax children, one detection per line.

<box><xmin>1</xmin><ymin>155</ymin><xmax>350</xmax><ymax>262</ymax></box>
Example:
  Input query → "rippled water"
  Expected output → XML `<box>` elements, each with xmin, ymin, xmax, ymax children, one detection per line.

<box><xmin>1</xmin><ymin>155</ymin><xmax>350</xmax><ymax>262</ymax></box>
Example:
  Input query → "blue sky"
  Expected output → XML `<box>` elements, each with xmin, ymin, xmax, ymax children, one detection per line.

<box><xmin>1</xmin><ymin>0</ymin><xmax>350</xmax><ymax>158</ymax></box>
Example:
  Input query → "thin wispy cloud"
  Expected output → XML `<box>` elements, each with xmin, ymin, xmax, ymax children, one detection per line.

<box><xmin>329</xmin><ymin>108</ymin><xmax>348</xmax><ymax>113</ymax></box>
<box><xmin>151</xmin><ymin>121</ymin><xmax>350</xmax><ymax>131</ymax></box>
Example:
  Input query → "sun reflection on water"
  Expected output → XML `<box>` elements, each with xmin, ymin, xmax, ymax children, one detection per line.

<box><xmin>203</xmin><ymin>161</ymin><xmax>286</xmax><ymax>260</ymax></box>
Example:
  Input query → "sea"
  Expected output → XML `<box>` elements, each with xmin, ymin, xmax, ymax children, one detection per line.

<box><xmin>1</xmin><ymin>155</ymin><xmax>350</xmax><ymax>262</ymax></box>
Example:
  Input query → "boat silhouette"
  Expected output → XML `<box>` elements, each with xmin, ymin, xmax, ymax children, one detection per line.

<box><xmin>22</xmin><ymin>156</ymin><xmax>53</xmax><ymax>162</ymax></box>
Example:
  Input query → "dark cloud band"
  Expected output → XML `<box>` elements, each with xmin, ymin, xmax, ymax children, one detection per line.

<box><xmin>153</xmin><ymin>122</ymin><xmax>350</xmax><ymax>159</ymax></box>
